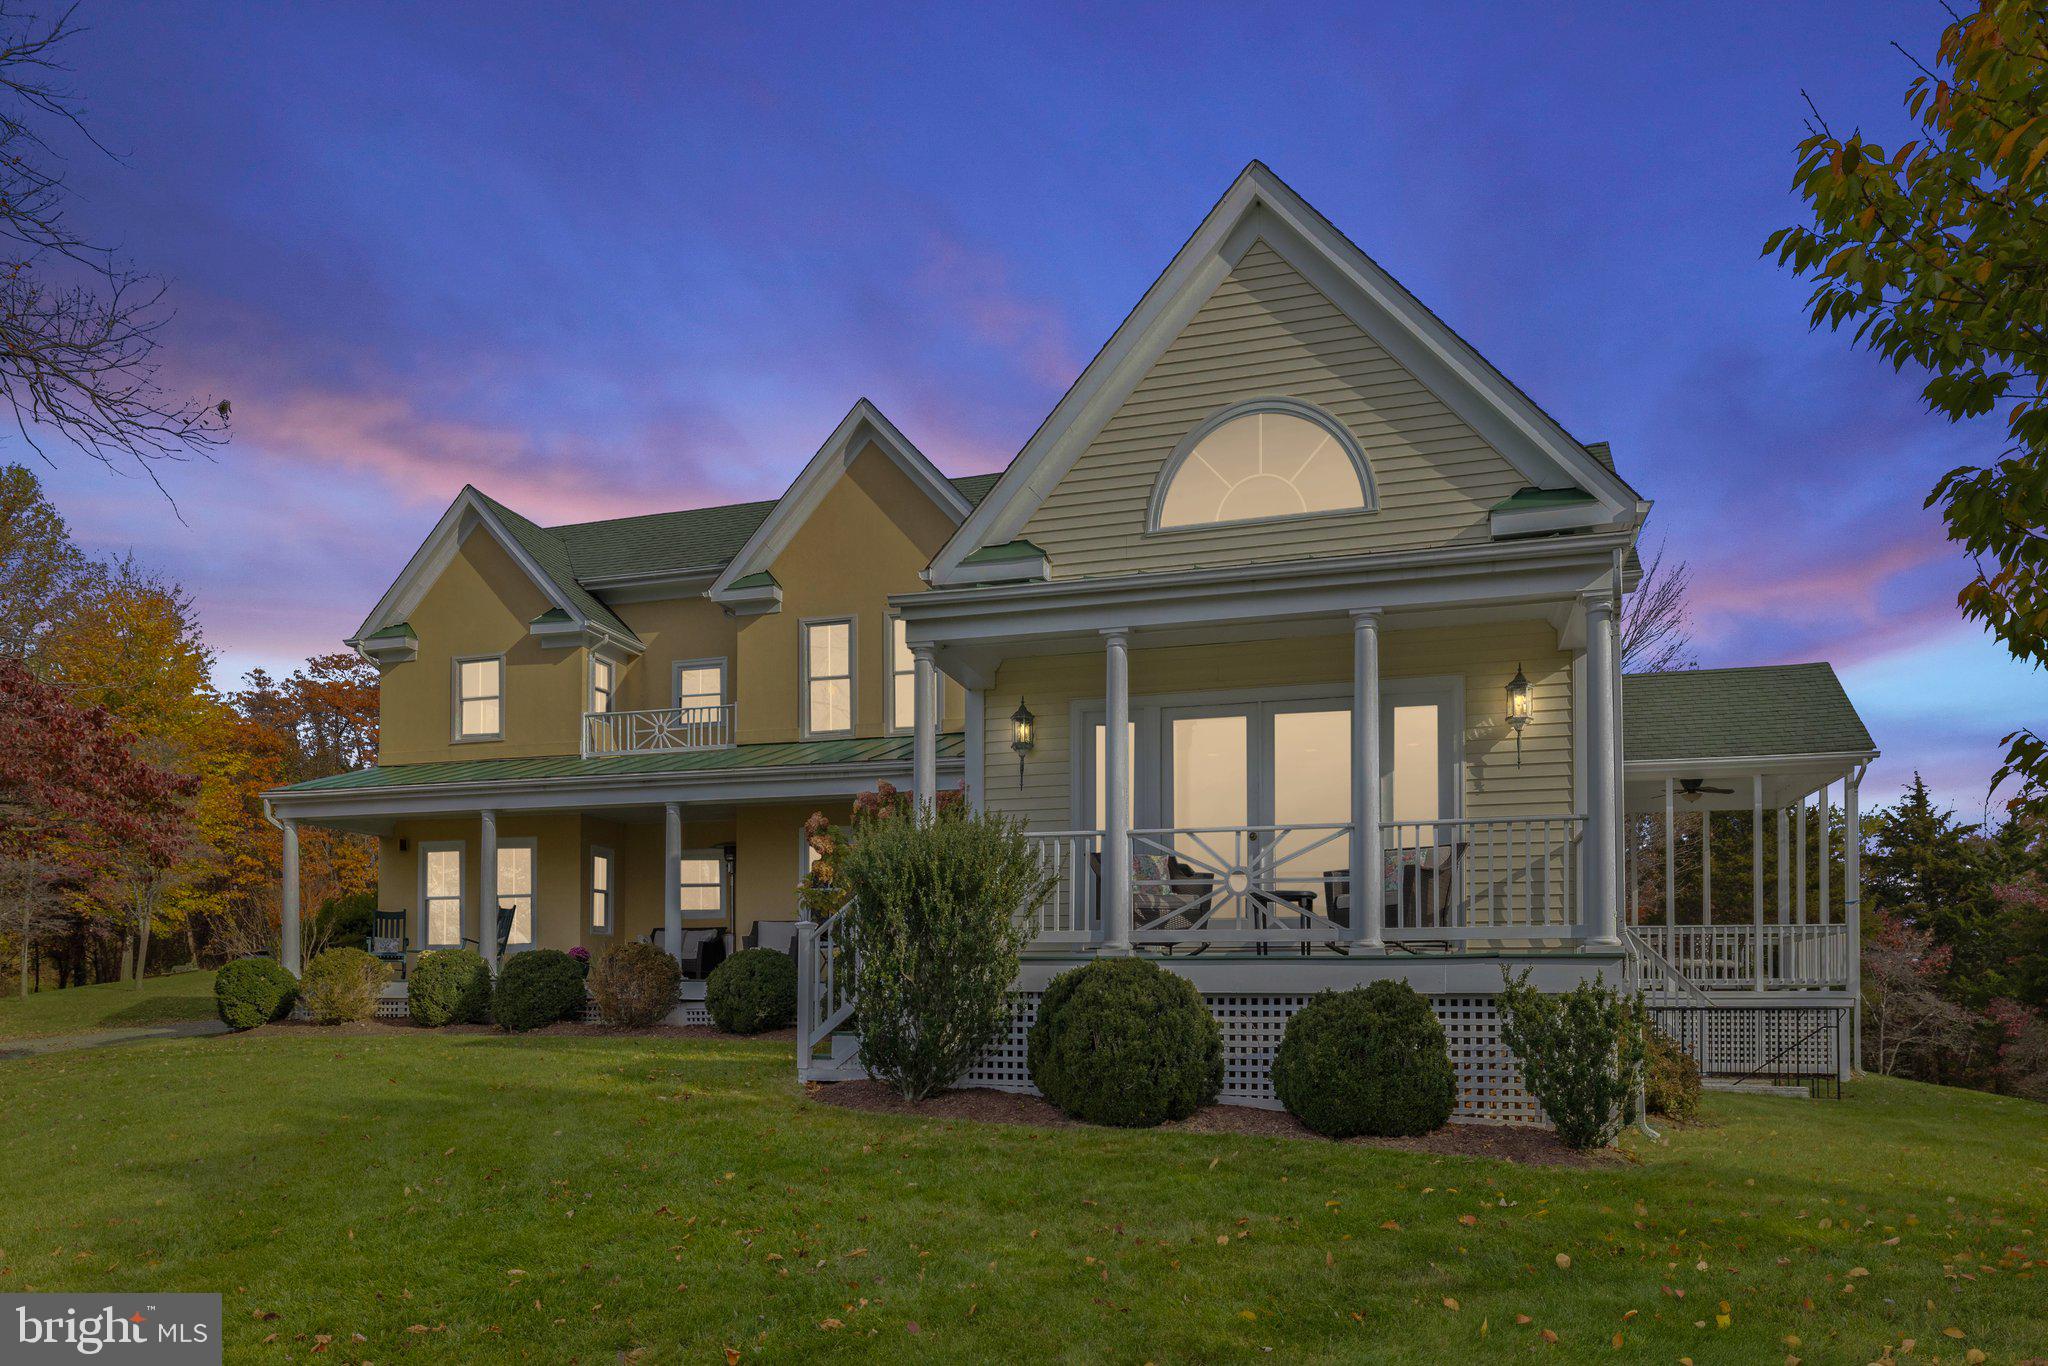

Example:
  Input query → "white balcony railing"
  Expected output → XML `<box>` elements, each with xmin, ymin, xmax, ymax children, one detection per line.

<box><xmin>1023</xmin><ymin>814</ymin><xmax>1585</xmax><ymax>950</ymax></box>
<box><xmin>581</xmin><ymin>704</ymin><xmax>735</xmax><ymax>757</ymax></box>
<box><xmin>1632</xmin><ymin>923</ymin><xmax>1851</xmax><ymax>989</ymax></box>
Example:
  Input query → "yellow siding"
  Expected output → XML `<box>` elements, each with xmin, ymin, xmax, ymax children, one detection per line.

<box><xmin>736</xmin><ymin>441</ymin><xmax>962</xmax><ymax>745</ymax></box>
<box><xmin>376</xmin><ymin>532</ymin><xmax>586</xmax><ymax>764</ymax></box>
<box><xmin>1017</xmin><ymin>241</ymin><xmax>1529</xmax><ymax>578</ymax></box>
<box><xmin>981</xmin><ymin>621</ymin><xmax>1574</xmax><ymax>829</ymax></box>
<box><xmin>610</xmin><ymin>596</ymin><xmax>739</xmax><ymax>714</ymax></box>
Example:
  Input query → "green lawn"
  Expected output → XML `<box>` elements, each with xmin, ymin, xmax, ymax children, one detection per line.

<box><xmin>0</xmin><ymin>1029</ymin><xmax>2041</xmax><ymax>1363</ymax></box>
<box><xmin>0</xmin><ymin>968</ymin><xmax>218</xmax><ymax>1041</ymax></box>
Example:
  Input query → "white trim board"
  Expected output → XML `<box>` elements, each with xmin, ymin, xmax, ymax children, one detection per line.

<box><xmin>930</xmin><ymin>161</ymin><xmax>1645</xmax><ymax>586</ymax></box>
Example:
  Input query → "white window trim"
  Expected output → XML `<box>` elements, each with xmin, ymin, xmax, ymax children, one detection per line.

<box><xmin>451</xmin><ymin>653</ymin><xmax>505</xmax><ymax>743</ymax></box>
<box><xmin>589</xmin><ymin>653</ymin><xmax>616</xmax><ymax>716</ymax></box>
<box><xmin>885</xmin><ymin>612</ymin><xmax>915</xmax><ymax>734</ymax></box>
<box><xmin>800</xmin><ymin>616</ymin><xmax>857</xmax><ymax>738</ymax></box>
<box><xmin>1145</xmin><ymin>396</ymin><xmax>1378</xmax><ymax>535</ymax></box>
<box><xmin>677</xmin><ymin>846</ymin><xmax>727</xmax><ymax>922</ymax></box>
<box><xmin>495</xmin><ymin>836</ymin><xmax>538</xmax><ymax>953</ymax></box>
<box><xmin>589</xmin><ymin>844</ymin><xmax>615</xmax><ymax>935</ymax></box>
<box><xmin>419</xmin><ymin>840</ymin><xmax>467</xmax><ymax>951</ymax></box>
<box><xmin>672</xmin><ymin>657</ymin><xmax>728</xmax><ymax>712</ymax></box>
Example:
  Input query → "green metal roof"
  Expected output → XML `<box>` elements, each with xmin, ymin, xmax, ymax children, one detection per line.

<box><xmin>726</xmin><ymin>570</ymin><xmax>778</xmax><ymax>590</ymax></box>
<box><xmin>1491</xmin><ymin>487</ymin><xmax>1598</xmax><ymax>513</ymax></box>
<box><xmin>1624</xmin><ymin>664</ymin><xmax>1875</xmax><ymax>762</ymax></box>
<box><xmin>962</xmin><ymin>538</ymin><xmax>1046</xmax><ymax>565</ymax></box>
<box><xmin>363</xmin><ymin>621</ymin><xmax>415</xmax><ymax>641</ymax></box>
<box><xmin>272</xmin><ymin>733</ymin><xmax>966</xmax><ymax>796</ymax></box>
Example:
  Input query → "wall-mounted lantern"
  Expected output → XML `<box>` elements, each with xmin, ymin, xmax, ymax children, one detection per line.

<box><xmin>1505</xmin><ymin>664</ymin><xmax>1531</xmax><ymax>766</ymax></box>
<box><xmin>1010</xmin><ymin>698</ymin><xmax>1037</xmax><ymax>788</ymax></box>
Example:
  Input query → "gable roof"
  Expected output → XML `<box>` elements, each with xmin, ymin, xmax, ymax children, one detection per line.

<box><xmin>929</xmin><ymin>161</ymin><xmax>1645</xmax><ymax>585</ymax></box>
<box><xmin>1624</xmin><ymin>664</ymin><xmax>1877</xmax><ymax>763</ymax></box>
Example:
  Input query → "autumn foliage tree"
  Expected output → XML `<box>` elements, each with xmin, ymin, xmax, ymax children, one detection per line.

<box><xmin>1768</xmin><ymin>1</ymin><xmax>2048</xmax><ymax>819</ymax></box>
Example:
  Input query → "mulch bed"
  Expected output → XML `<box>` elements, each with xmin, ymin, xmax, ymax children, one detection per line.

<box><xmin>809</xmin><ymin>1079</ymin><xmax>1610</xmax><ymax>1167</ymax></box>
<box><xmin>258</xmin><ymin>1019</ymin><xmax>796</xmax><ymax>1042</ymax></box>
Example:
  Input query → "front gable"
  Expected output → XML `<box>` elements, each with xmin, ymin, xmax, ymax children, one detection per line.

<box><xmin>932</xmin><ymin>162</ymin><xmax>1643</xmax><ymax>585</ymax></box>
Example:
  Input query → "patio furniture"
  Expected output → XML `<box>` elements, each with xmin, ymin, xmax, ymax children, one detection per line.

<box><xmin>676</xmin><ymin>928</ymin><xmax>730</xmax><ymax>980</ymax></box>
<box><xmin>1092</xmin><ymin>851</ymin><xmax>1217</xmax><ymax>953</ymax></box>
<box><xmin>463</xmin><ymin>905</ymin><xmax>517</xmax><ymax>961</ymax></box>
<box><xmin>367</xmin><ymin>909</ymin><xmax>408</xmax><ymax>978</ymax></box>
<box><xmin>746</xmin><ymin>920</ymin><xmax>799</xmax><ymax>956</ymax></box>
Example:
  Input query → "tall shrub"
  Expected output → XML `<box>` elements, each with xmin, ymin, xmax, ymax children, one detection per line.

<box><xmin>590</xmin><ymin>941</ymin><xmax>682</xmax><ymax>1029</ymax></box>
<box><xmin>214</xmin><ymin>957</ymin><xmax>296</xmax><ymax>1030</ymax></box>
<box><xmin>299</xmin><ymin>947</ymin><xmax>393</xmax><ymax>1024</ymax></box>
<box><xmin>835</xmin><ymin>804</ymin><xmax>1053</xmax><ymax>1099</ymax></box>
<box><xmin>408</xmin><ymin>948</ymin><xmax>491</xmax><ymax>1026</ymax></box>
<box><xmin>1496</xmin><ymin>969</ymin><xmax>1647</xmax><ymax>1149</ymax></box>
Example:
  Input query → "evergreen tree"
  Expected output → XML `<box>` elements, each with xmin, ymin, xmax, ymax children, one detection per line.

<box><xmin>1865</xmin><ymin>775</ymin><xmax>1998</xmax><ymax>999</ymax></box>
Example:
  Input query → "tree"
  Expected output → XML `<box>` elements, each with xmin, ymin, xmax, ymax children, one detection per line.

<box><xmin>1864</xmin><ymin>774</ymin><xmax>2000</xmax><ymax>995</ymax></box>
<box><xmin>1861</xmin><ymin>909</ymin><xmax>1979</xmax><ymax>1078</ymax></box>
<box><xmin>1620</xmin><ymin>542</ymin><xmax>1697</xmax><ymax>673</ymax></box>
<box><xmin>1767</xmin><ymin>2</ymin><xmax>2048</xmax><ymax>820</ymax></box>
<box><xmin>0</xmin><ymin>5</ymin><xmax>226</xmax><ymax>478</ymax></box>
<box><xmin>0</xmin><ymin>462</ymin><xmax>84</xmax><ymax>659</ymax></box>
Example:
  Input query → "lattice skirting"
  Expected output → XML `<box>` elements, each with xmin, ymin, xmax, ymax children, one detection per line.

<box><xmin>1651</xmin><ymin>1004</ymin><xmax>1847</xmax><ymax>1078</ymax></box>
<box><xmin>958</xmin><ymin>991</ymin><xmax>1545</xmax><ymax>1126</ymax></box>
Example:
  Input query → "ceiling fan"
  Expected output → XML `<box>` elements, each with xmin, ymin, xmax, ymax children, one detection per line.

<box><xmin>1678</xmin><ymin>778</ymin><xmax>1734</xmax><ymax>803</ymax></box>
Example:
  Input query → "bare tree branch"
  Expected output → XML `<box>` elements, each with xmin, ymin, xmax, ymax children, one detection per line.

<box><xmin>1621</xmin><ymin>541</ymin><xmax>1698</xmax><ymax>674</ymax></box>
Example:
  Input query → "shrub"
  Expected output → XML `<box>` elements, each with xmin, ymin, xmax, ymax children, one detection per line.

<box><xmin>1270</xmin><ymin>982</ymin><xmax>1457</xmax><ymax>1137</ymax></box>
<box><xmin>214</xmin><ymin>957</ymin><xmax>296</xmax><ymax>1030</ymax></box>
<box><xmin>408</xmin><ymin>948</ymin><xmax>492</xmax><ymax>1027</ymax></box>
<box><xmin>591</xmin><ymin>941</ymin><xmax>683</xmax><ymax>1029</ymax></box>
<box><xmin>1497</xmin><ymin>969</ymin><xmax>1647</xmax><ymax>1149</ymax></box>
<box><xmin>706</xmin><ymin>947</ymin><xmax>796</xmax><ymax>1034</ymax></box>
<box><xmin>314</xmin><ymin>889</ymin><xmax>377</xmax><ymax>955</ymax></box>
<box><xmin>1027</xmin><ymin>959</ymin><xmax>1223</xmax><ymax>1126</ymax></box>
<box><xmin>836</xmin><ymin>804</ymin><xmax>1053</xmax><ymax>1099</ymax></box>
<box><xmin>299</xmin><ymin>947</ymin><xmax>394</xmax><ymax>1024</ymax></box>
<box><xmin>491</xmin><ymin>949</ymin><xmax>588</xmax><ymax>1032</ymax></box>
<box><xmin>1644</xmin><ymin>1022</ymin><xmax>1704</xmax><ymax>1121</ymax></box>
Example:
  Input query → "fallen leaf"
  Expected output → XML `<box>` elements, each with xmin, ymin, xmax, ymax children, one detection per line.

<box><xmin>1442</xmin><ymin>1298</ymin><xmax>1458</xmax><ymax>1311</ymax></box>
<box><xmin>1555</xmin><ymin>1253</ymin><xmax>1572</xmax><ymax>1269</ymax></box>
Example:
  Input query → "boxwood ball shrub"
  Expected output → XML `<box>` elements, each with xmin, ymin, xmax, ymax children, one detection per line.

<box><xmin>1028</xmin><ymin>958</ymin><xmax>1223</xmax><ymax>1127</ymax></box>
<box><xmin>706</xmin><ymin>946</ymin><xmax>797</xmax><ymax>1034</ymax></box>
<box><xmin>492</xmin><ymin>949</ymin><xmax>587</xmax><ymax>1032</ymax></box>
<box><xmin>407</xmin><ymin>948</ymin><xmax>492</xmax><ymax>1027</ymax></box>
<box><xmin>591</xmin><ymin>941</ymin><xmax>683</xmax><ymax>1029</ymax></box>
<box><xmin>1270</xmin><ymin>982</ymin><xmax>1457</xmax><ymax>1137</ymax></box>
<box><xmin>214</xmin><ymin>956</ymin><xmax>297</xmax><ymax>1030</ymax></box>
<box><xmin>299</xmin><ymin>946</ymin><xmax>394</xmax><ymax>1024</ymax></box>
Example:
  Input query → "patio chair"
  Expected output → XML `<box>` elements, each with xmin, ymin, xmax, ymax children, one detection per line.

<box><xmin>463</xmin><ymin>905</ymin><xmax>518</xmax><ymax>962</ymax></box>
<box><xmin>1089</xmin><ymin>851</ymin><xmax>1214</xmax><ymax>954</ymax></box>
<box><xmin>366</xmin><ymin>909</ymin><xmax>408</xmax><ymax>979</ymax></box>
<box><xmin>746</xmin><ymin>920</ymin><xmax>800</xmax><ymax>956</ymax></box>
<box><xmin>676</xmin><ymin>928</ymin><xmax>730</xmax><ymax>980</ymax></box>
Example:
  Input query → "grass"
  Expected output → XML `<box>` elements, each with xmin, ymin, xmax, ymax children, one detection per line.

<box><xmin>0</xmin><ymin>967</ymin><xmax>218</xmax><ymax>1042</ymax></box>
<box><xmin>0</xmin><ymin>1029</ymin><xmax>2042</xmax><ymax>1363</ymax></box>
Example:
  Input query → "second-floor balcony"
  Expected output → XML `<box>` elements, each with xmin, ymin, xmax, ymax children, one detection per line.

<box><xmin>582</xmin><ymin>703</ymin><xmax>735</xmax><ymax>757</ymax></box>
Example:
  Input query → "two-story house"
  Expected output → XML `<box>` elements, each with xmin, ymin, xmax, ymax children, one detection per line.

<box><xmin>268</xmin><ymin>163</ymin><xmax>1876</xmax><ymax>1115</ymax></box>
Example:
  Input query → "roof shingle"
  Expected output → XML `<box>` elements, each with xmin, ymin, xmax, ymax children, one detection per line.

<box><xmin>1623</xmin><ymin>663</ymin><xmax>1876</xmax><ymax>762</ymax></box>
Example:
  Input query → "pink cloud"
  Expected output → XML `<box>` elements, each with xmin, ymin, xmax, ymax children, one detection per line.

<box><xmin>915</xmin><ymin>230</ymin><xmax>1082</xmax><ymax>391</ymax></box>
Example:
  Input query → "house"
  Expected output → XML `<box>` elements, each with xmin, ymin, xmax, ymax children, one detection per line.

<box><xmin>266</xmin><ymin>163</ymin><xmax>1875</xmax><ymax>1113</ymax></box>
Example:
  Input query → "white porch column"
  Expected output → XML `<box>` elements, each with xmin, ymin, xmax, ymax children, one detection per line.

<box><xmin>1582</xmin><ymin>596</ymin><xmax>1620</xmax><ymax>945</ymax></box>
<box><xmin>1101</xmin><ymin>628</ymin><xmax>1133</xmax><ymax>955</ymax></box>
<box><xmin>1845</xmin><ymin>769</ymin><xmax>1863</xmax><ymax>1070</ymax></box>
<box><xmin>479</xmin><ymin>809</ymin><xmax>500</xmax><ymax>971</ymax></box>
<box><xmin>964</xmin><ymin>687</ymin><xmax>985</xmax><ymax>813</ymax></box>
<box><xmin>910</xmin><ymin>642</ymin><xmax>938</xmax><ymax>808</ymax></box>
<box><xmin>1817</xmin><ymin>782</ymin><xmax>1831</xmax><ymax>926</ymax></box>
<box><xmin>662</xmin><ymin>802</ymin><xmax>683</xmax><ymax>962</ymax></box>
<box><xmin>1663</xmin><ymin>777</ymin><xmax>1675</xmax><ymax>935</ymax></box>
<box><xmin>1796</xmin><ymin>802</ymin><xmax>1808</xmax><ymax>924</ymax></box>
<box><xmin>1776</xmin><ymin>806</ymin><xmax>1791</xmax><ymax>925</ymax></box>
<box><xmin>1752</xmin><ymin>774</ymin><xmax>1766</xmax><ymax>990</ymax></box>
<box><xmin>1701</xmin><ymin>807</ymin><xmax>1711</xmax><ymax>924</ymax></box>
<box><xmin>1349</xmin><ymin>610</ymin><xmax>1383</xmax><ymax>952</ymax></box>
<box><xmin>279</xmin><ymin>818</ymin><xmax>302</xmax><ymax>976</ymax></box>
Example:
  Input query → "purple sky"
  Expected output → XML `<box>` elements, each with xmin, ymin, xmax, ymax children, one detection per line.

<box><xmin>28</xmin><ymin>1</ymin><xmax>2037</xmax><ymax>818</ymax></box>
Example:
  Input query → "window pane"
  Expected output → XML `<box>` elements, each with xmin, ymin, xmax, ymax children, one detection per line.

<box><xmin>678</xmin><ymin>856</ymin><xmax>722</xmax><ymax>914</ymax></box>
<box><xmin>1170</xmin><ymin>715</ymin><xmax>1249</xmax><ymax>831</ymax></box>
<box><xmin>426</xmin><ymin>849</ymin><xmax>461</xmax><ymax>899</ymax></box>
<box><xmin>1158</xmin><ymin>409</ymin><xmax>1365</xmax><ymax>529</ymax></box>
<box><xmin>591</xmin><ymin>854</ymin><xmax>609</xmax><ymax>893</ymax></box>
<box><xmin>1090</xmin><ymin>721</ymin><xmax>1136</xmax><ymax>831</ymax></box>
<box><xmin>461</xmin><ymin>658</ymin><xmax>499</xmax><ymax>699</ymax></box>
<box><xmin>809</xmin><ymin>621</ymin><xmax>849</xmax><ymax>676</ymax></box>
<box><xmin>1271</xmin><ymin>709</ymin><xmax>1351</xmax><ymax>897</ymax></box>
<box><xmin>676</xmin><ymin>665</ymin><xmax>723</xmax><ymax>708</ymax></box>
<box><xmin>504</xmin><ymin>896</ymin><xmax>532</xmax><ymax>946</ymax></box>
<box><xmin>893</xmin><ymin>672</ymin><xmax>915</xmax><ymax>728</ymax></box>
<box><xmin>591</xmin><ymin>890</ymin><xmax>608</xmax><ymax>929</ymax></box>
<box><xmin>427</xmin><ymin>898</ymin><xmax>460</xmax><ymax>946</ymax></box>
<box><xmin>498</xmin><ymin>846</ymin><xmax>533</xmax><ymax>897</ymax></box>
<box><xmin>810</xmin><ymin>678</ymin><xmax>850</xmax><ymax>732</ymax></box>
<box><xmin>1390</xmin><ymin>703</ymin><xmax>1442</xmax><ymax>828</ymax></box>
<box><xmin>462</xmin><ymin>697</ymin><xmax>499</xmax><ymax>735</ymax></box>
<box><xmin>891</xmin><ymin>617</ymin><xmax>911</xmax><ymax>671</ymax></box>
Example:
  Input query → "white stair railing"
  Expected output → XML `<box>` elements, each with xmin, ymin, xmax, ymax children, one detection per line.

<box><xmin>1624</xmin><ymin>925</ymin><xmax>1712</xmax><ymax>1005</ymax></box>
<box><xmin>796</xmin><ymin>897</ymin><xmax>857</xmax><ymax>1079</ymax></box>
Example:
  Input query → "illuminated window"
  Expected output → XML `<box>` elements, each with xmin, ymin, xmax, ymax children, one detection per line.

<box><xmin>421</xmin><ymin>843</ymin><xmax>464</xmax><ymax>948</ymax></box>
<box><xmin>888</xmin><ymin>615</ymin><xmax>915</xmax><ymax>732</ymax></box>
<box><xmin>454</xmin><ymin>656</ymin><xmax>503</xmax><ymax>739</ymax></box>
<box><xmin>497</xmin><ymin>840</ymin><xmax>535</xmax><ymax>949</ymax></box>
<box><xmin>1153</xmin><ymin>400</ymin><xmax>1370</xmax><ymax>530</ymax></box>
<box><xmin>678</xmin><ymin>851</ymin><xmax>724</xmax><ymax>918</ymax></box>
<box><xmin>590</xmin><ymin>847</ymin><xmax>613</xmax><ymax>934</ymax></box>
<box><xmin>673</xmin><ymin>658</ymin><xmax>726</xmax><ymax>714</ymax></box>
<box><xmin>803</xmin><ymin>619</ymin><xmax>854</xmax><ymax>735</ymax></box>
<box><xmin>590</xmin><ymin>656</ymin><xmax>614</xmax><ymax>714</ymax></box>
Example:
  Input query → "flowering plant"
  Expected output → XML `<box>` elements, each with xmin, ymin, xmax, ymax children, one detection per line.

<box><xmin>567</xmin><ymin>944</ymin><xmax>591</xmax><ymax>975</ymax></box>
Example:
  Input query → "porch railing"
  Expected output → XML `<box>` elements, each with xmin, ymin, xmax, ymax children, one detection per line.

<box><xmin>1022</xmin><ymin>815</ymin><xmax>1585</xmax><ymax>949</ymax></box>
<box><xmin>796</xmin><ymin>896</ymin><xmax>858</xmax><ymax>1079</ymax></box>
<box><xmin>1632</xmin><ymin>923</ymin><xmax>1851</xmax><ymax>989</ymax></box>
<box><xmin>582</xmin><ymin>703</ymin><xmax>735</xmax><ymax>757</ymax></box>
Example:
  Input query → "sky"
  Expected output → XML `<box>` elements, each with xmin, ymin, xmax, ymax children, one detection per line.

<box><xmin>22</xmin><ymin>1</ymin><xmax>2040</xmax><ymax>818</ymax></box>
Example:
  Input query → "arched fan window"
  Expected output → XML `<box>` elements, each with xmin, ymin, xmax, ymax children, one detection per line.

<box><xmin>1150</xmin><ymin>399</ymin><xmax>1374</xmax><ymax>530</ymax></box>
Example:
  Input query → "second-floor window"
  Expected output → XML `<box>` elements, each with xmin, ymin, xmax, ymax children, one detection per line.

<box><xmin>803</xmin><ymin>618</ymin><xmax>853</xmax><ymax>735</ymax></box>
<box><xmin>590</xmin><ymin>656</ymin><xmax>614</xmax><ymax>714</ymax></box>
<box><xmin>674</xmin><ymin>659</ymin><xmax>726</xmax><ymax>715</ymax></box>
<box><xmin>887</xmin><ymin>615</ymin><xmax>915</xmax><ymax>732</ymax></box>
<box><xmin>455</xmin><ymin>656</ymin><xmax>503</xmax><ymax>740</ymax></box>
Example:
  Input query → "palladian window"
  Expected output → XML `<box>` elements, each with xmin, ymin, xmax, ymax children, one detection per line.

<box><xmin>1153</xmin><ymin>399</ymin><xmax>1371</xmax><ymax>530</ymax></box>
